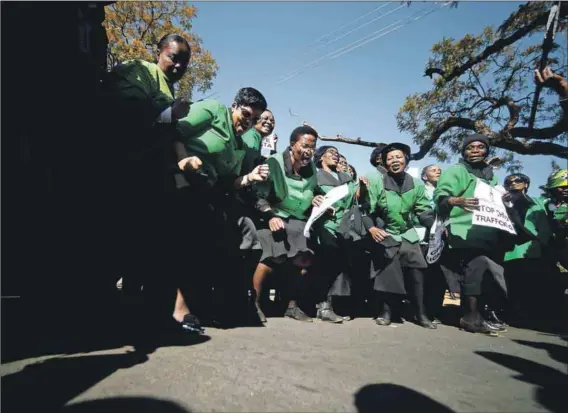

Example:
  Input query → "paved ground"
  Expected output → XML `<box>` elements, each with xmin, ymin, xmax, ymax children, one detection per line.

<box><xmin>2</xmin><ymin>308</ymin><xmax>566</xmax><ymax>413</ymax></box>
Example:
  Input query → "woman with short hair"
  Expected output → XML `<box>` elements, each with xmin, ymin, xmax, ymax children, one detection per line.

<box><xmin>252</xmin><ymin>126</ymin><xmax>325</xmax><ymax>323</ymax></box>
<box><xmin>366</xmin><ymin>143</ymin><xmax>437</xmax><ymax>329</ymax></box>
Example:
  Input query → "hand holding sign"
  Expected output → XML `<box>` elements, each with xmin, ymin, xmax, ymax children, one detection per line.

<box><xmin>450</xmin><ymin>196</ymin><xmax>480</xmax><ymax>212</ymax></box>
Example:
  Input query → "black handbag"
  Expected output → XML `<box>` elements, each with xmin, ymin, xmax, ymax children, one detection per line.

<box><xmin>339</xmin><ymin>194</ymin><xmax>368</xmax><ymax>241</ymax></box>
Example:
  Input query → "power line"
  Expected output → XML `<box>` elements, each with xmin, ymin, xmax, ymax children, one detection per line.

<box><xmin>282</xmin><ymin>2</ymin><xmax>398</xmax><ymax>70</ymax></box>
<box><xmin>277</xmin><ymin>3</ymin><xmax>451</xmax><ymax>84</ymax></box>
<box><xmin>312</xmin><ymin>3</ymin><xmax>407</xmax><ymax>53</ymax></box>
<box><xmin>310</xmin><ymin>2</ymin><xmax>393</xmax><ymax>46</ymax></box>
<box><xmin>277</xmin><ymin>19</ymin><xmax>405</xmax><ymax>84</ymax></box>
<box><xmin>330</xmin><ymin>2</ymin><xmax>452</xmax><ymax>60</ymax></box>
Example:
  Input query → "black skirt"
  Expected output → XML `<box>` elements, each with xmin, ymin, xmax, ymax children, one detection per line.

<box><xmin>372</xmin><ymin>239</ymin><xmax>427</xmax><ymax>294</ymax></box>
<box><xmin>258</xmin><ymin>217</ymin><xmax>313</xmax><ymax>264</ymax></box>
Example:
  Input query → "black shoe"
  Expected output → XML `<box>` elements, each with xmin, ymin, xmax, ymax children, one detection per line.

<box><xmin>285</xmin><ymin>306</ymin><xmax>313</xmax><ymax>322</ymax></box>
<box><xmin>417</xmin><ymin>315</ymin><xmax>437</xmax><ymax>329</ymax></box>
<box><xmin>486</xmin><ymin>320</ymin><xmax>507</xmax><ymax>332</ymax></box>
<box><xmin>317</xmin><ymin>301</ymin><xmax>343</xmax><ymax>323</ymax></box>
<box><xmin>459</xmin><ymin>317</ymin><xmax>499</xmax><ymax>336</ymax></box>
<box><xmin>488</xmin><ymin>310</ymin><xmax>508</xmax><ymax>327</ymax></box>
<box><xmin>180</xmin><ymin>314</ymin><xmax>205</xmax><ymax>334</ymax></box>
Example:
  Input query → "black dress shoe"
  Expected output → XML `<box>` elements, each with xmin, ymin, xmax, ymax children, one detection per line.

<box><xmin>180</xmin><ymin>314</ymin><xmax>205</xmax><ymax>334</ymax></box>
<box><xmin>486</xmin><ymin>320</ymin><xmax>507</xmax><ymax>332</ymax></box>
<box><xmin>317</xmin><ymin>301</ymin><xmax>343</xmax><ymax>323</ymax></box>
<box><xmin>285</xmin><ymin>306</ymin><xmax>313</xmax><ymax>322</ymax></box>
<box><xmin>459</xmin><ymin>318</ymin><xmax>499</xmax><ymax>336</ymax></box>
<box><xmin>417</xmin><ymin>315</ymin><xmax>437</xmax><ymax>329</ymax></box>
<box><xmin>375</xmin><ymin>316</ymin><xmax>391</xmax><ymax>326</ymax></box>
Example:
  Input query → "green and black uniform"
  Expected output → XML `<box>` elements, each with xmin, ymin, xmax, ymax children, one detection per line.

<box><xmin>174</xmin><ymin>99</ymin><xmax>254</xmax><ymax>323</ymax></box>
<box><xmin>502</xmin><ymin>193</ymin><xmax>556</xmax><ymax>318</ymax></box>
<box><xmin>434</xmin><ymin>160</ymin><xmax>532</xmax><ymax>297</ymax></box>
<box><xmin>368</xmin><ymin>172</ymin><xmax>435</xmax><ymax>295</ymax></box>
<box><xmin>102</xmin><ymin>59</ymin><xmax>182</xmax><ymax>307</ymax></box>
<box><xmin>312</xmin><ymin>170</ymin><xmax>358</xmax><ymax>302</ymax></box>
<box><xmin>255</xmin><ymin>148</ymin><xmax>318</xmax><ymax>264</ymax></box>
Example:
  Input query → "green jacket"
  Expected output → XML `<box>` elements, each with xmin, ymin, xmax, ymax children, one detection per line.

<box><xmin>434</xmin><ymin>161</ymin><xmax>499</xmax><ymax>251</ymax></box>
<box><xmin>255</xmin><ymin>149</ymin><xmax>317</xmax><ymax>220</ymax></box>
<box><xmin>107</xmin><ymin>60</ymin><xmax>174</xmax><ymax>123</ymax></box>
<box><xmin>365</xmin><ymin>168</ymin><xmax>386</xmax><ymax>216</ymax></box>
<box><xmin>177</xmin><ymin>99</ymin><xmax>245</xmax><ymax>184</ymax></box>
<box><xmin>374</xmin><ymin>172</ymin><xmax>434</xmax><ymax>243</ymax></box>
<box><xmin>316</xmin><ymin>170</ymin><xmax>357</xmax><ymax>236</ymax></box>
<box><xmin>240</xmin><ymin>128</ymin><xmax>264</xmax><ymax>175</ymax></box>
<box><xmin>504</xmin><ymin>195</ymin><xmax>551</xmax><ymax>261</ymax></box>
<box><xmin>241</xmin><ymin>128</ymin><xmax>263</xmax><ymax>152</ymax></box>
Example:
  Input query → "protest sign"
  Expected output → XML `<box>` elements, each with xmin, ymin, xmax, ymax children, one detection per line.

<box><xmin>472</xmin><ymin>181</ymin><xmax>516</xmax><ymax>235</ymax></box>
<box><xmin>303</xmin><ymin>184</ymin><xmax>349</xmax><ymax>237</ymax></box>
<box><xmin>426</xmin><ymin>216</ymin><xmax>448</xmax><ymax>264</ymax></box>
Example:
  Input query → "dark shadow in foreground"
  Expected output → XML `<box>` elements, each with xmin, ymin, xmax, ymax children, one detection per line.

<box><xmin>512</xmin><ymin>339</ymin><xmax>568</xmax><ymax>365</ymax></box>
<box><xmin>354</xmin><ymin>384</ymin><xmax>455</xmax><ymax>413</ymax></box>
<box><xmin>62</xmin><ymin>396</ymin><xmax>192</xmax><ymax>413</ymax></box>
<box><xmin>1</xmin><ymin>334</ymin><xmax>210</xmax><ymax>413</ymax></box>
<box><xmin>475</xmin><ymin>351</ymin><xmax>568</xmax><ymax>413</ymax></box>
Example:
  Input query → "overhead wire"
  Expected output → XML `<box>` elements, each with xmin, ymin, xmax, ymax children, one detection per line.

<box><xmin>276</xmin><ymin>2</ymin><xmax>452</xmax><ymax>84</ymax></box>
<box><xmin>312</xmin><ymin>3</ymin><xmax>407</xmax><ymax>53</ymax></box>
<box><xmin>280</xmin><ymin>2</ymin><xmax>400</xmax><ymax>74</ymax></box>
<box><xmin>309</xmin><ymin>2</ymin><xmax>394</xmax><ymax>46</ymax></box>
<box><xmin>330</xmin><ymin>2</ymin><xmax>453</xmax><ymax>60</ymax></box>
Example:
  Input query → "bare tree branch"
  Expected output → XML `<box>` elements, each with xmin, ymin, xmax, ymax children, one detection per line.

<box><xmin>320</xmin><ymin>135</ymin><xmax>383</xmax><ymax>148</ymax></box>
<box><xmin>427</xmin><ymin>7</ymin><xmax>568</xmax><ymax>83</ymax></box>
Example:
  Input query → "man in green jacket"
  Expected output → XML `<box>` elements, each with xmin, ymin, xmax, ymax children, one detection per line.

<box><xmin>434</xmin><ymin>134</ymin><xmax>529</xmax><ymax>335</ymax></box>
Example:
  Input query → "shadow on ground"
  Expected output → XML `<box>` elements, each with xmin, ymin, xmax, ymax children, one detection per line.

<box><xmin>354</xmin><ymin>383</ymin><xmax>455</xmax><ymax>413</ymax></box>
<box><xmin>512</xmin><ymin>339</ymin><xmax>568</xmax><ymax>365</ymax></box>
<box><xmin>476</xmin><ymin>351</ymin><xmax>568</xmax><ymax>413</ymax></box>
<box><xmin>1</xmin><ymin>332</ymin><xmax>209</xmax><ymax>413</ymax></box>
<box><xmin>62</xmin><ymin>396</ymin><xmax>192</xmax><ymax>413</ymax></box>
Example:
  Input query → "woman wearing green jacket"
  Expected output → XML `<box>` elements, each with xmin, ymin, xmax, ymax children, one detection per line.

<box><xmin>172</xmin><ymin>87</ymin><xmax>269</xmax><ymax>329</ymax></box>
<box><xmin>252</xmin><ymin>126</ymin><xmax>325</xmax><ymax>323</ymax></box>
<box><xmin>103</xmin><ymin>34</ymin><xmax>193</xmax><ymax>332</ymax></box>
<box><xmin>310</xmin><ymin>146</ymin><xmax>362</xmax><ymax>323</ymax></box>
<box><xmin>434</xmin><ymin>134</ymin><xmax>530</xmax><ymax>335</ymax></box>
<box><xmin>367</xmin><ymin>143</ymin><xmax>437</xmax><ymax>329</ymax></box>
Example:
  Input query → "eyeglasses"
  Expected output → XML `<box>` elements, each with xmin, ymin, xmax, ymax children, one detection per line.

<box><xmin>239</xmin><ymin>107</ymin><xmax>259</xmax><ymax>124</ymax></box>
<box><xmin>507</xmin><ymin>178</ymin><xmax>526</xmax><ymax>185</ymax></box>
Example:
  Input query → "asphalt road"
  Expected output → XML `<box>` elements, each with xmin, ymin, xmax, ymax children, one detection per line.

<box><xmin>2</xmin><ymin>312</ymin><xmax>566</xmax><ymax>413</ymax></box>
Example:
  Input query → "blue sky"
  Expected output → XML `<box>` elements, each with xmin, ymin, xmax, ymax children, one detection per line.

<box><xmin>190</xmin><ymin>1</ymin><xmax>567</xmax><ymax>196</ymax></box>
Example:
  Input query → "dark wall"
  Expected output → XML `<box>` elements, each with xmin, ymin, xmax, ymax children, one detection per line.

<box><xmin>1</xmin><ymin>2</ymin><xmax>112</xmax><ymax>300</ymax></box>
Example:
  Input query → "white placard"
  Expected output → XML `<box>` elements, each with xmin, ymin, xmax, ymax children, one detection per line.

<box><xmin>472</xmin><ymin>180</ymin><xmax>516</xmax><ymax>235</ymax></box>
<box><xmin>304</xmin><ymin>184</ymin><xmax>350</xmax><ymax>237</ymax></box>
<box><xmin>261</xmin><ymin>134</ymin><xmax>277</xmax><ymax>158</ymax></box>
<box><xmin>426</xmin><ymin>216</ymin><xmax>449</xmax><ymax>264</ymax></box>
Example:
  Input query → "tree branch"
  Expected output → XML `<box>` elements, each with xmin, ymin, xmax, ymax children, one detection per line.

<box><xmin>427</xmin><ymin>7</ymin><xmax>568</xmax><ymax>84</ymax></box>
<box><xmin>411</xmin><ymin>117</ymin><xmax>479</xmax><ymax>160</ymax></box>
<box><xmin>319</xmin><ymin>135</ymin><xmax>383</xmax><ymax>148</ymax></box>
